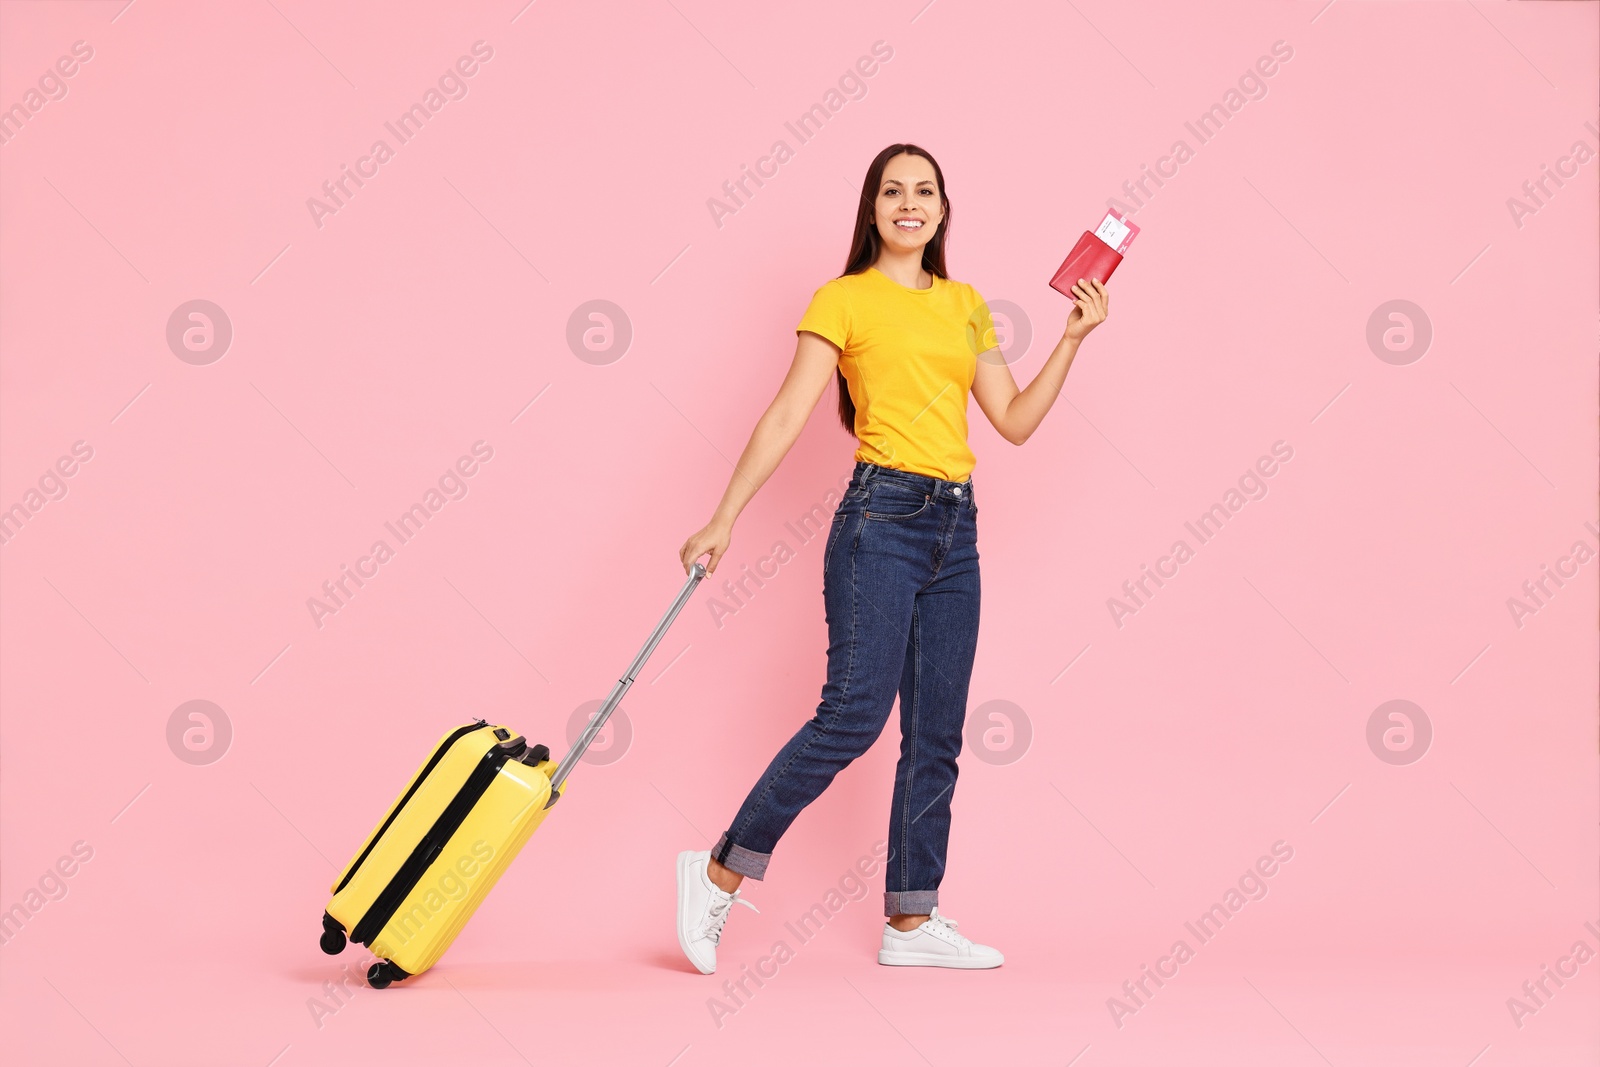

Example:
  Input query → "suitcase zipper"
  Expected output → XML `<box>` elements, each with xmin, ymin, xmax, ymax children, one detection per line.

<box><xmin>349</xmin><ymin>744</ymin><xmax>513</xmax><ymax>947</ymax></box>
<box><xmin>333</xmin><ymin>720</ymin><xmax>491</xmax><ymax>896</ymax></box>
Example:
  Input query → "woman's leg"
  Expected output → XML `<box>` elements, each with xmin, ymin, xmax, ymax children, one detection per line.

<box><xmin>885</xmin><ymin>493</ymin><xmax>979</xmax><ymax>923</ymax></box>
<box><xmin>710</xmin><ymin>484</ymin><xmax>930</xmax><ymax>886</ymax></box>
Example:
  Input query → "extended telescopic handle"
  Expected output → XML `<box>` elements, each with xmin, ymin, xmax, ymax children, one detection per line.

<box><xmin>545</xmin><ymin>562</ymin><xmax>707</xmax><ymax>806</ymax></box>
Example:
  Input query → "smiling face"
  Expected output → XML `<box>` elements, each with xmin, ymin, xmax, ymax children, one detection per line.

<box><xmin>874</xmin><ymin>152</ymin><xmax>944</xmax><ymax>251</ymax></box>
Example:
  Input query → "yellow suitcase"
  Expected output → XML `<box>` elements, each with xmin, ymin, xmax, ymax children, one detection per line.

<box><xmin>318</xmin><ymin>563</ymin><xmax>706</xmax><ymax>987</ymax></box>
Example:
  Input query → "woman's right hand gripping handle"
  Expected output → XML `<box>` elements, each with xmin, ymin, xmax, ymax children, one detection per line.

<box><xmin>680</xmin><ymin>519</ymin><xmax>732</xmax><ymax>577</ymax></box>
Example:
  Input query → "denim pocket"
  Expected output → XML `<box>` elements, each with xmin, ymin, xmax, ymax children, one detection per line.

<box><xmin>864</xmin><ymin>482</ymin><xmax>931</xmax><ymax>521</ymax></box>
<box><xmin>823</xmin><ymin>508</ymin><xmax>851</xmax><ymax>572</ymax></box>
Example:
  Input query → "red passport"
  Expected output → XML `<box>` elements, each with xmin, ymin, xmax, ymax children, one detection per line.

<box><xmin>1049</xmin><ymin>209</ymin><xmax>1140</xmax><ymax>300</ymax></box>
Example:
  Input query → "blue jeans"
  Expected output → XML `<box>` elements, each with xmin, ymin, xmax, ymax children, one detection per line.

<box><xmin>712</xmin><ymin>460</ymin><xmax>981</xmax><ymax>917</ymax></box>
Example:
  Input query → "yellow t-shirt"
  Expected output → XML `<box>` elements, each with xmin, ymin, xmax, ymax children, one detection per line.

<box><xmin>796</xmin><ymin>266</ymin><xmax>998</xmax><ymax>483</ymax></box>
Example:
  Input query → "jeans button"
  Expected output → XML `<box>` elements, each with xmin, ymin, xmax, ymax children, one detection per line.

<box><xmin>951</xmin><ymin>487</ymin><xmax>962</xmax><ymax>497</ymax></box>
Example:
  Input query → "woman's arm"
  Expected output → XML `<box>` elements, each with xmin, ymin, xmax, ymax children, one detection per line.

<box><xmin>971</xmin><ymin>277</ymin><xmax>1109</xmax><ymax>446</ymax></box>
<box><xmin>678</xmin><ymin>330</ymin><xmax>841</xmax><ymax>574</ymax></box>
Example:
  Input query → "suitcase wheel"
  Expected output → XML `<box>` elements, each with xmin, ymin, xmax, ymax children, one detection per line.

<box><xmin>319</xmin><ymin>913</ymin><xmax>346</xmax><ymax>955</ymax></box>
<box><xmin>367</xmin><ymin>960</ymin><xmax>406</xmax><ymax>989</ymax></box>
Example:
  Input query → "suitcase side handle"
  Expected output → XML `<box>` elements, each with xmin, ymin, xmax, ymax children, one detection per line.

<box><xmin>545</xmin><ymin>562</ymin><xmax>707</xmax><ymax>805</ymax></box>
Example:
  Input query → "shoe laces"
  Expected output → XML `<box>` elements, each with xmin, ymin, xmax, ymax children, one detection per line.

<box><xmin>703</xmin><ymin>890</ymin><xmax>758</xmax><ymax>945</ymax></box>
<box><xmin>924</xmin><ymin>907</ymin><xmax>971</xmax><ymax>947</ymax></box>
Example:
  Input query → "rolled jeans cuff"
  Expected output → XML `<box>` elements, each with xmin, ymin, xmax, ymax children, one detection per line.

<box><xmin>712</xmin><ymin>832</ymin><xmax>771</xmax><ymax>881</ymax></box>
<box><xmin>884</xmin><ymin>890</ymin><xmax>938</xmax><ymax>917</ymax></box>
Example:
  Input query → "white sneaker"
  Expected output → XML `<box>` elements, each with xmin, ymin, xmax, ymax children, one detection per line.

<box><xmin>676</xmin><ymin>849</ymin><xmax>758</xmax><ymax>974</ymax></box>
<box><xmin>878</xmin><ymin>906</ymin><xmax>1003</xmax><ymax>969</ymax></box>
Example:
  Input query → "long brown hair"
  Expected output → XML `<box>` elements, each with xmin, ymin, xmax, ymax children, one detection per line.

<box><xmin>832</xmin><ymin>144</ymin><xmax>951</xmax><ymax>433</ymax></box>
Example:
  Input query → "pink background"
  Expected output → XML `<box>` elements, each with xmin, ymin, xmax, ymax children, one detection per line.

<box><xmin>2</xmin><ymin>1</ymin><xmax>1596</xmax><ymax>1064</ymax></box>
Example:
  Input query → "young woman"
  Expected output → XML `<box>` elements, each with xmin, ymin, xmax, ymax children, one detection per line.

<box><xmin>675</xmin><ymin>143</ymin><xmax>1109</xmax><ymax>972</ymax></box>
